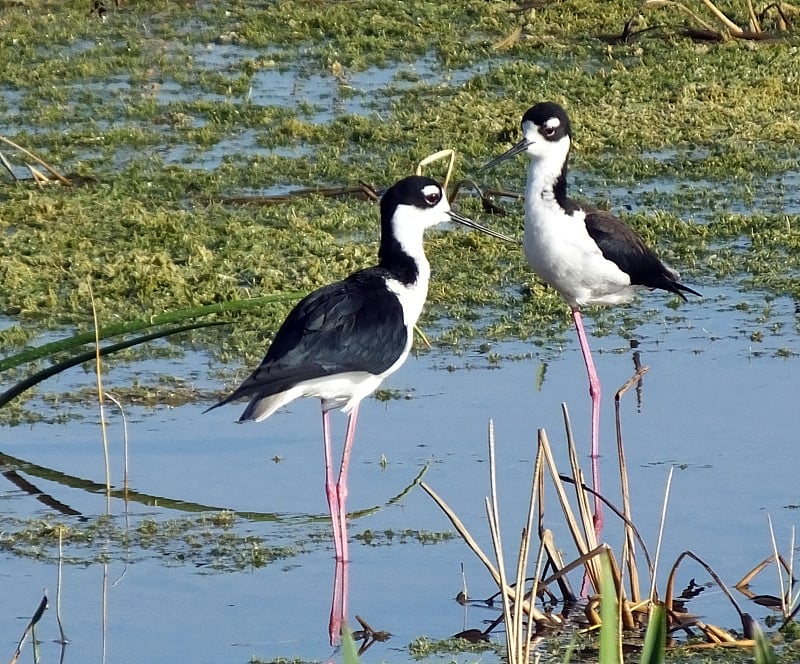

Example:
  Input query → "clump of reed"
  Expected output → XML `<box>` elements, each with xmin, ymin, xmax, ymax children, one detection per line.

<box><xmin>421</xmin><ymin>362</ymin><xmax>783</xmax><ymax>661</ymax></box>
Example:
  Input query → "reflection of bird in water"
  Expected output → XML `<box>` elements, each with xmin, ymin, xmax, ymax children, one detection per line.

<box><xmin>482</xmin><ymin>101</ymin><xmax>700</xmax><ymax>537</ymax></box>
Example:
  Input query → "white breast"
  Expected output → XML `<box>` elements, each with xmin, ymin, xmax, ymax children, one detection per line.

<box><xmin>524</xmin><ymin>195</ymin><xmax>638</xmax><ymax>308</ymax></box>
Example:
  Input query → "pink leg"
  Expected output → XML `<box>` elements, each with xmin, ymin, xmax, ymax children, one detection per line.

<box><xmin>334</xmin><ymin>404</ymin><xmax>359</xmax><ymax>564</ymax></box>
<box><xmin>322</xmin><ymin>403</ymin><xmax>359</xmax><ymax>644</ymax></box>
<box><xmin>328</xmin><ymin>558</ymin><xmax>349</xmax><ymax>646</ymax></box>
<box><xmin>571</xmin><ymin>308</ymin><xmax>603</xmax><ymax>538</ymax></box>
<box><xmin>322</xmin><ymin>409</ymin><xmax>346</xmax><ymax>561</ymax></box>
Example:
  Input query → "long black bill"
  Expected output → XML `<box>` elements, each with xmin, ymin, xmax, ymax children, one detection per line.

<box><xmin>479</xmin><ymin>139</ymin><xmax>529</xmax><ymax>172</ymax></box>
<box><xmin>447</xmin><ymin>210</ymin><xmax>517</xmax><ymax>244</ymax></box>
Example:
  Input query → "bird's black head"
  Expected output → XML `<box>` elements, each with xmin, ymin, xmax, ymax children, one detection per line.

<box><xmin>379</xmin><ymin>175</ymin><xmax>444</xmax><ymax>222</ymax></box>
<box><xmin>480</xmin><ymin>101</ymin><xmax>573</xmax><ymax>174</ymax></box>
<box><xmin>377</xmin><ymin>175</ymin><xmax>513</xmax><ymax>283</ymax></box>
<box><xmin>521</xmin><ymin>102</ymin><xmax>571</xmax><ymax>142</ymax></box>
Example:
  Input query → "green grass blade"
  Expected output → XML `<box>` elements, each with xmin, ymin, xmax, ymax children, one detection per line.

<box><xmin>599</xmin><ymin>556</ymin><xmax>622</xmax><ymax>664</ymax></box>
<box><xmin>0</xmin><ymin>320</ymin><xmax>224</xmax><ymax>408</ymax></box>
<box><xmin>0</xmin><ymin>293</ymin><xmax>304</xmax><ymax>373</ymax></box>
<box><xmin>754</xmin><ymin>624</ymin><xmax>777</xmax><ymax>664</ymax></box>
<box><xmin>341</xmin><ymin>626</ymin><xmax>360</xmax><ymax>664</ymax></box>
<box><xmin>640</xmin><ymin>603</ymin><xmax>667</xmax><ymax>664</ymax></box>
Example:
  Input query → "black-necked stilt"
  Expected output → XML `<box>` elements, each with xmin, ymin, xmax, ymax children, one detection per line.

<box><xmin>482</xmin><ymin>102</ymin><xmax>700</xmax><ymax>535</ymax></box>
<box><xmin>207</xmin><ymin>175</ymin><xmax>511</xmax><ymax>566</ymax></box>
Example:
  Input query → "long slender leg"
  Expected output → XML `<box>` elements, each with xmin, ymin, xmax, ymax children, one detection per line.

<box><xmin>571</xmin><ymin>308</ymin><xmax>603</xmax><ymax>537</ymax></box>
<box><xmin>335</xmin><ymin>404</ymin><xmax>359</xmax><ymax>564</ymax></box>
<box><xmin>322</xmin><ymin>403</ymin><xmax>358</xmax><ymax>644</ymax></box>
<box><xmin>322</xmin><ymin>407</ymin><xmax>345</xmax><ymax>561</ymax></box>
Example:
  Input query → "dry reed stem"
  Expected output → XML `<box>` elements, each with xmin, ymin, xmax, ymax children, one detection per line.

<box><xmin>767</xmin><ymin>515</ymin><xmax>785</xmax><ymax>614</ymax></box>
<box><xmin>0</xmin><ymin>150</ymin><xmax>16</xmax><ymax>181</ymax></box>
<box><xmin>747</xmin><ymin>0</ymin><xmax>761</xmax><ymax>30</ymax></box>
<box><xmin>604</xmin><ymin>552</ymin><xmax>636</xmax><ymax>630</ymax></box>
<box><xmin>790</xmin><ymin>527</ymin><xmax>798</xmax><ymax>611</ymax></box>
<box><xmin>104</xmin><ymin>392</ymin><xmax>130</xmax><ymax>493</ymax></box>
<box><xmin>736</xmin><ymin>553</ymin><xmax>792</xmax><ymax>588</ymax></box>
<box><xmin>0</xmin><ymin>135</ymin><xmax>71</xmax><ymax>185</ymax></box>
<box><xmin>764</xmin><ymin>520</ymin><xmax>800</xmax><ymax>621</ymax></box>
<box><xmin>8</xmin><ymin>593</ymin><xmax>48</xmax><ymax>664</ymax></box>
<box><xmin>415</xmin><ymin>148</ymin><xmax>455</xmax><ymax>193</ymax></box>
<box><xmin>28</xmin><ymin>165</ymin><xmax>49</xmax><ymax>188</ymax></box>
<box><xmin>787</xmin><ymin>527</ymin><xmax>800</xmax><ymax>621</ymax></box>
<box><xmin>413</xmin><ymin>324</ymin><xmax>433</xmax><ymax>350</ymax></box>
<box><xmin>538</xmin><ymin>429</ymin><xmax>592</xmax><ymax>562</ymax></box>
<box><xmin>526</xmin><ymin>536</ymin><xmax>550</xmax><ymax>660</ymax></box>
<box><xmin>56</xmin><ymin>529</ymin><xmax>67</xmax><ymax>645</ymax></box>
<box><xmin>485</xmin><ymin>420</ymin><xmax>518</xmax><ymax>659</ymax></box>
<box><xmin>562</xmin><ymin>406</ymin><xmax>597</xmax><ymax>554</ymax></box>
<box><xmin>699</xmin><ymin>0</ymin><xmax>746</xmax><ymax>33</ymax></box>
<box><xmin>682</xmin><ymin>639</ymin><xmax>757</xmax><ymax>650</ymax></box>
<box><xmin>664</xmin><ymin>550</ymin><xmax>747</xmax><ymax>635</ymax></box>
<box><xmin>614</xmin><ymin>365</ymin><xmax>649</xmax><ymax>603</ymax></box>
<box><xmin>419</xmin><ymin>481</ymin><xmax>507</xmax><ymax>592</ymax></box>
<box><xmin>89</xmin><ymin>282</ymin><xmax>112</xmax><ymax>514</ymax></box>
<box><xmin>699</xmin><ymin>620</ymin><xmax>738</xmax><ymax>643</ymax></box>
<box><xmin>519</xmin><ymin>436</ymin><xmax>546</xmax><ymax>657</ymax></box>
<box><xmin>643</xmin><ymin>0</ymin><xmax>720</xmax><ymax>31</ymax></box>
<box><xmin>539</xmin><ymin>528</ymin><xmax>576</xmax><ymax>601</ymax></box>
<box><xmin>650</xmin><ymin>466</ymin><xmax>674</xmax><ymax>605</ymax></box>
<box><xmin>102</xmin><ymin>562</ymin><xmax>109</xmax><ymax>661</ymax></box>
<box><xmin>539</xmin><ymin>544</ymin><xmax>611</xmax><ymax>594</ymax></box>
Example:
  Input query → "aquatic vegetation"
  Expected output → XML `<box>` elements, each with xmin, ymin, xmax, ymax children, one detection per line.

<box><xmin>0</xmin><ymin>512</ymin><xmax>304</xmax><ymax>570</ymax></box>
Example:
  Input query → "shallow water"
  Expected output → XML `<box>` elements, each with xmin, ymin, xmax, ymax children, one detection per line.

<box><xmin>1</xmin><ymin>284</ymin><xmax>798</xmax><ymax>662</ymax></box>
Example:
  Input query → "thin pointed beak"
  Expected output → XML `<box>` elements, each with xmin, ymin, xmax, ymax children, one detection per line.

<box><xmin>447</xmin><ymin>210</ymin><xmax>518</xmax><ymax>244</ymax></box>
<box><xmin>479</xmin><ymin>139</ymin><xmax>529</xmax><ymax>172</ymax></box>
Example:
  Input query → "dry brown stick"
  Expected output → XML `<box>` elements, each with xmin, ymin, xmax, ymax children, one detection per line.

<box><xmin>0</xmin><ymin>150</ymin><xmax>17</xmax><ymax>181</ymax></box>
<box><xmin>0</xmin><ymin>135</ymin><xmax>71</xmax><ymax>185</ymax></box>
<box><xmin>539</xmin><ymin>428</ymin><xmax>590</xmax><ymax>555</ymax></box>
<box><xmin>664</xmin><ymin>550</ymin><xmax>747</xmax><ymax>629</ymax></box>
<box><xmin>615</xmin><ymin>364</ymin><xmax>649</xmax><ymax>604</ymax></box>
<box><xmin>519</xmin><ymin>436</ymin><xmax>545</xmax><ymax>652</ymax></box>
<box><xmin>643</xmin><ymin>0</ymin><xmax>720</xmax><ymax>33</ymax></box>
<box><xmin>561</xmin><ymin>405</ymin><xmax>600</xmax><ymax>588</ymax></box>
<box><xmin>9</xmin><ymin>593</ymin><xmax>48</xmax><ymax>664</ymax></box>
<box><xmin>699</xmin><ymin>0</ymin><xmax>746</xmax><ymax>33</ymax></box>
<box><xmin>420</xmin><ymin>481</ymin><xmax>506</xmax><ymax>591</ymax></box>
<box><xmin>746</xmin><ymin>0</ymin><xmax>762</xmax><ymax>30</ymax></box>
<box><xmin>485</xmin><ymin>420</ymin><xmax>518</xmax><ymax>660</ymax></box>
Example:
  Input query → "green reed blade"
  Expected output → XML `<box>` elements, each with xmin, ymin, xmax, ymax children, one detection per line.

<box><xmin>0</xmin><ymin>321</ymin><xmax>224</xmax><ymax>408</ymax></box>
<box><xmin>0</xmin><ymin>292</ymin><xmax>304</xmax><ymax>373</ymax></box>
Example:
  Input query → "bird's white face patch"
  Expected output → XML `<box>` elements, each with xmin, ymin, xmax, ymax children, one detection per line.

<box><xmin>521</xmin><ymin>118</ymin><xmax>570</xmax><ymax>166</ymax></box>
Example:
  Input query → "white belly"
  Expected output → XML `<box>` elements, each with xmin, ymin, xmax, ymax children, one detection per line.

<box><xmin>524</xmin><ymin>201</ymin><xmax>638</xmax><ymax>308</ymax></box>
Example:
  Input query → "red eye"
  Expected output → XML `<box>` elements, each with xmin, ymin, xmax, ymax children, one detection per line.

<box><xmin>424</xmin><ymin>191</ymin><xmax>441</xmax><ymax>206</ymax></box>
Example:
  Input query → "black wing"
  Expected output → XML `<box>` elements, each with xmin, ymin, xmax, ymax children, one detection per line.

<box><xmin>210</xmin><ymin>268</ymin><xmax>408</xmax><ymax>407</ymax></box>
<box><xmin>584</xmin><ymin>209</ymin><xmax>701</xmax><ymax>300</ymax></box>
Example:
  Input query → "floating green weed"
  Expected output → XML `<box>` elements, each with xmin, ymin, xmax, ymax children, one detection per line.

<box><xmin>0</xmin><ymin>512</ymin><xmax>304</xmax><ymax>570</ymax></box>
<box><xmin>0</xmin><ymin>0</ymin><xmax>798</xmax><ymax>410</ymax></box>
<box><xmin>353</xmin><ymin>528</ymin><xmax>456</xmax><ymax>546</ymax></box>
<box><xmin>408</xmin><ymin>635</ymin><xmax>501</xmax><ymax>658</ymax></box>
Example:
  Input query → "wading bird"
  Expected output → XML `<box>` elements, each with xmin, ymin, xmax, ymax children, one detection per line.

<box><xmin>206</xmin><ymin>174</ymin><xmax>512</xmax><ymax>640</ymax></box>
<box><xmin>482</xmin><ymin>102</ymin><xmax>700</xmax><ymax>536</ymax></box>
